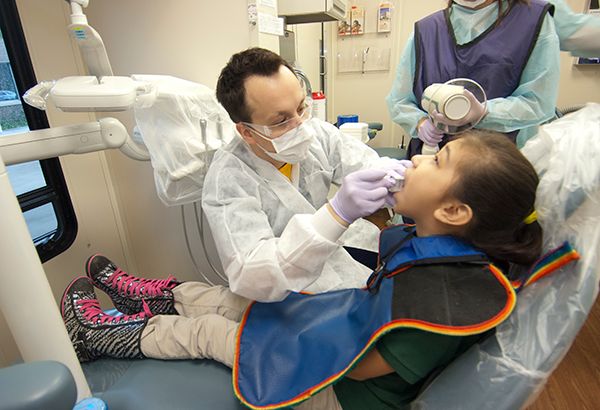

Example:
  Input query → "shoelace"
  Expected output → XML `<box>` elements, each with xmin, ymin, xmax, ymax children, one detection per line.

<box><xmin>107</xmin><ymin>268</ymin><xmax>176</xmax><ymax>297</ymax></box>
<box><xmin>77</xmin><ymin>298</ymin><xmax>152</xmax><ymax>324</ymax></box>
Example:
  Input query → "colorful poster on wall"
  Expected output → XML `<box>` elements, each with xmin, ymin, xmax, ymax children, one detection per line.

<box><xmin>351</xmin><ymin>6</ymin><xmax>365</xmax><ymax>35</ymax></box>
<box><xmin>338</xmin><ymin>10</ymin><xmax>352</xmax><ymax>36</ymax></box>
<box><xmin>378</xmin><ymin>3</ymin><xmax>392</xmax><ymax>33</ymax></box>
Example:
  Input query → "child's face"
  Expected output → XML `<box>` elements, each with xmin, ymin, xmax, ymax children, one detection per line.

<box><xmin>393</xmin><ymin>139</ymin><xmax>466</xmax><ymax>220</ymax></box>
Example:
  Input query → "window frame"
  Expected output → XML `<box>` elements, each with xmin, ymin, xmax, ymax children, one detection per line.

<box><xmin>0</xmin><ymin>0</ymin><xmax>77</xmax><ymax>262</ymax></box>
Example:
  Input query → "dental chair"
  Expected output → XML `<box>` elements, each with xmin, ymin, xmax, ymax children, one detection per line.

<box><xmin>8</xmin><ymin>61</ymin><xmax>598</xmax><ymax>407</ymax></box>
<box><xmin>75</xmin><ymin>77</ymin><xmax>241</xmax><ymax>409</ymax></box>
<box><xmin>0</xmin><ymin>361</ymin><xmax>77</xmax><ymax>410</ymax></box>
<box><xmin>75</xmin><ymin>105</ymin><xmax>600</xmax><ymax>410</ymax></box>
<box><xmin>82</xmin><ymin>359</ymin><xmax>244</xmax><ymax>409</ymax></box>
<box><xmin>4</xmin><ymin>102</ymin><xmax>597</xmax><ymax>409</ymax></box>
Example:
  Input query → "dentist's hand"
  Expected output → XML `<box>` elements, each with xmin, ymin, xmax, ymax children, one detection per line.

<box><xmin>431</xmin><ymin>90</ymin><xmax>486</xmax><ymax>127</ymax></box>
<box><xmin>330</xmin><ymin>169</ymin><xmax>394</xmax><ymax>224</ymax></box>
<box><xmin>417</xmin><ymin>118</ymin><xmax>444</xmax><ymax>145</ymax></box>
<box><xmin>372</xmin><ymin>157</ymin><xmax>413</xmax><ymax>175</ymax></box>
<box><xmin>373</xmin><ymin>159</ymin><xmax>413</xmax><ymax>206</ymax></box>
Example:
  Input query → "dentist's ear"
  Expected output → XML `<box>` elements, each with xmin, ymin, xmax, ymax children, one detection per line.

<box><xmin>433</xmin><ymin>200</ymin><xmax>473</xmax><ymax>227</ymax></box>
<box><xmin>237</xmin><ymin>123</ymin><xmax>257</xmax><ymax>145</ymax></box>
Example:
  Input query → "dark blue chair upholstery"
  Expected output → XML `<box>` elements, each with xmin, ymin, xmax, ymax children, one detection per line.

<box><xmin>83</xmin><ymin>358</ymin><xmax>245</xmax><ymax>410</ymax></box>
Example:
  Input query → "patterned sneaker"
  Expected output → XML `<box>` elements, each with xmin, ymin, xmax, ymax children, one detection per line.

<box><xmin>61</xmin><ymin>277</ymin><xmax>150</xmax><ymax>362</ymax></box>
<box><xmin>86</xmin><ymin>254</ymin><xmax>178</xmax><ymax>316</ymax></box>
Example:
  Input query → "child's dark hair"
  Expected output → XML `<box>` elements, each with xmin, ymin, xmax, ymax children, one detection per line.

<box><xmin>449</xmin><ymin>130</ymin><xmax>542</xmax><ymax>266</ymax></box>
<box><xmin>216</xmin><ymin>48</ymin><xmax>295</xmax><ymax>124</ymax></box>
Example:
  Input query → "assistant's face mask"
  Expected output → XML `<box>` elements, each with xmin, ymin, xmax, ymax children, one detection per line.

<box><xmin>249</xmin><ymin>121</ymin><xmax>316</xmax><ymax>164</ymax></box>
<box><xmin>453</xmin><ymin>0</ymin><xmax>490</xmax><ymax>9</ymax></box>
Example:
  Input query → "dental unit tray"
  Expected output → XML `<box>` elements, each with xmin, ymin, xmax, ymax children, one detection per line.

<box><xmin>50</xmin><ymin>76</ymin><xmax>141</xmax><ymax>112</ymax></box>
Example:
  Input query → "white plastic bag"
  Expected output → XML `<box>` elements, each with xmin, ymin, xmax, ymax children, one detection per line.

<box><xmin>132</xmin><ymin>75</ymin><xmax>236</xmax><ymax>206</ymax></box>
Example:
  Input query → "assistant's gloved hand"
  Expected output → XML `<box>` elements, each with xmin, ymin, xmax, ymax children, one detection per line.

<box><xmin>431</xmin><ymin>89</ymin><xmax>487</xmax><ymax>127</ymax></box>
<box><xmin>417</xmin><ymin>118</ymin><xmax>444</xmax><ymax>145</ymax></box>
<box><xmin>330</xmin><ymin>169</ymin><xmax>393</xmax><ymax>224</ymax></box>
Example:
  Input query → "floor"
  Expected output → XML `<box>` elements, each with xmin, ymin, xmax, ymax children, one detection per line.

<box><xmin>527</xmin><ymin>295</ymin><xmax>600</xmax><ymax>410</ymax></box>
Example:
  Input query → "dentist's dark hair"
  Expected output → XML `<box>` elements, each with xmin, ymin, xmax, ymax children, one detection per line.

<box><xmin>216</xmin><ymin>48</ymin><xmax>295</xmax><ymax>123</ymax></box>
<box><xmin>449</xmin><ymin>130</ymin><xmax>542</xmax><ymax>266</ymax></box>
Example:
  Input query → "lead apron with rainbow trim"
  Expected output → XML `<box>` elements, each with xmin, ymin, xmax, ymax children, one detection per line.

<box><xmin>233</xmin><ymin>226</ymin><xmax>516</xmax><ymax>409</ymax></box>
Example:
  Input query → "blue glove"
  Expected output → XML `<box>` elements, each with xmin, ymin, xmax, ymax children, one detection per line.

<box><xmin>431</xmin><ymin>89</ymin><xmax>487</xmax><ymax>127</ymax></box>
<box><xmin>417</xmin><ymin>118</ymin><xmax>444</xmax><ymax>145</ymax></box>
<box><xmin>330</xmin><ymin>168</ymin><xmax>394</xmax><ymax>223</ymax></box>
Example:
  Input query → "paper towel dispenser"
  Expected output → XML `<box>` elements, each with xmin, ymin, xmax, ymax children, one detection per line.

<box><xmin>279</xmin><ymin>0</ymin><xmax>347</xmax><ymax>24</ymax></box>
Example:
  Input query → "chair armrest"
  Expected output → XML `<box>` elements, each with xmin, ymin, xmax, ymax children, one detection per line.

<box><xmin>0</xmin><ymin>361</ymin><xmax>77</xmax><ymax>410</ymax></box>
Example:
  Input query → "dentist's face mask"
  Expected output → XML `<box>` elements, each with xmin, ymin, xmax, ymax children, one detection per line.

<box><xmin>244</xmin><ymin>101</ymin><xmax>315</xmax><ymax>163</ymax></box>
<box><xmin>453</xmin><ymin>0</ymin><xmax>490</xmax><ymax>9</ymax></box>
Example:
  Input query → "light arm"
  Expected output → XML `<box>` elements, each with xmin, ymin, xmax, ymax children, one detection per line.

<box><xmin>66</xmin><ymin>0</ymin><xmax>113</xmax><ymax>77</ymax></box>
<box><xmin>0</xmin><ymin>117</ymin><xmax>148</xmax><ymax>165</ymax></box>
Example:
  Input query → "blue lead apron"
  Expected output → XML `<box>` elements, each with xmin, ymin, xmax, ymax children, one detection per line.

<box><xmin>233</xmin><ymin>226</ymin><xmax>578</xmax><ymax>409</ymax></box>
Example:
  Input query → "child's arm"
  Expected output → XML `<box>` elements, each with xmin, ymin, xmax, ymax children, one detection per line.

<box><xmin>345</xmin><ymin>348</ymin><xmax>395</xmax><ymax>381</ymax></box>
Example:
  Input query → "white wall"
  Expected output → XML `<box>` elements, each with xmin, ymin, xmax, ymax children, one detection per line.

<box><xmin>326</xmin><ymin>0</ymin><xmax>445</xmax><ymax>148</ymax></box>
<box><xmin>288</xmin><ymin>23</ymin><xmax>323</xmax><ymax>92</ymax></box>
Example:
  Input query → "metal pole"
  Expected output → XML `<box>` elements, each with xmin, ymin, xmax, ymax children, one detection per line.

<box><xmin>0</xmin><ymin>152</ymin><xmax>91</xmax><ymax>401</ymax></box>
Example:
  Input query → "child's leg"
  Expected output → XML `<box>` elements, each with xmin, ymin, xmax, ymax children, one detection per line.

<box><xmin>140</xmin><ymin>313</ymin><xmax>238</xmax><ymax>367</ymax></box>
<box><xmin>173</xmin><ymin>282</ymin><xmax>250</xmax><ymax>321</ymax></box>
<box><xmin>294</xmin><ymin>386</ymin><xmax>343</xmax><ymax>410</ymax></box>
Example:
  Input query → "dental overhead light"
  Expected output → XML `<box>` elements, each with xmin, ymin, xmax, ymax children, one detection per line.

<box><xmin>66</xmin><ymin>0</ymin><xmax>113</xmax><ymax>78</ymax></box>
<box><xmin>13</xmin><ymin>0</ymin><xmax>233</xmax><ymax>169</ymax></box>
<box><xmin>14</xmin><ymin>0</ymin><xmax>234</xmax><ymax>277</ymax></box>
<box><xmin>6</xmin><ymin>0</ymin><xmax>152</xmax><ymax>163</ymax></box>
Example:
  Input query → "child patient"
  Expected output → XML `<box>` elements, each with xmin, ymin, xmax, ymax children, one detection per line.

<box><xmin>62</xmin><ymin>130</ymin><xmax>545</xmax><ymax>409</ymax></box>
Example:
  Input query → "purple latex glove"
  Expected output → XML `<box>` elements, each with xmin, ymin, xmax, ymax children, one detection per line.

<box><xmin>372</xmin><ymin>157</ymin><xmax>413</xmax><ymax>174</ymax></box>
<box><xmin>381</xmin><ymin>160</ymin><xmax>413</xmax><ymax>206</ymax></box>
<box><xmin>431</xmin><ymin>89</ymin><xmax>487</xmax><ymax>127</ymax></box>
<box><xmin>330</xmin><ymin>168</ymin><xmax>394</xmax><ymax>223</ymax></box>
<box><xmin>417</xmin><ymin>118</ymin><xmax>444</xmax><ymax>145</ymax></box>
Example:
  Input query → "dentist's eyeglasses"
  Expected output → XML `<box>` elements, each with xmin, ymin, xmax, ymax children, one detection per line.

<box><xmin>243</xmin><ymin>99</ymin><xmax>313</xmax><ymax>138</ymax></box>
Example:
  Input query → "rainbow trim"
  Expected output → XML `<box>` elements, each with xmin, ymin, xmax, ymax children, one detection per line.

<box><xmin>512</xmin><ymin>242</ymin><xmax>580</xmax><ymax>291</ymax></box>
<box><xmin>232</xmin><ymin>264</ymin><xmax>516</xmax><ymax>410</ymax></box>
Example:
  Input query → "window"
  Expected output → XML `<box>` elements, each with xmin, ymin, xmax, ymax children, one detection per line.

<box><xmin>0</xmin><ymin>0</ymin><xmax>77</xmax><ymax>262</ymax></box>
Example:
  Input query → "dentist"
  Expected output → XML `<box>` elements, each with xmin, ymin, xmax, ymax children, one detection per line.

<box><xmin>203</xmin><ymin>48</ymin><xmax>410</xmax><ymax>302</ymax></box>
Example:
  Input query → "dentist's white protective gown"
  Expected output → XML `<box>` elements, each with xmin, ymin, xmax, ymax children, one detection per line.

<box><xmin>202</xmin><ymin>118</ymin><xmax>382</xmax><ymax>302</ymax></box>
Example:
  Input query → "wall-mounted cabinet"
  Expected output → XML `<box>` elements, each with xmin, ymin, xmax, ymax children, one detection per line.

<box><xmin>278</xmin><ymin>0</ymin><xmax>347</xmax><ymax>24</ymax></box>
